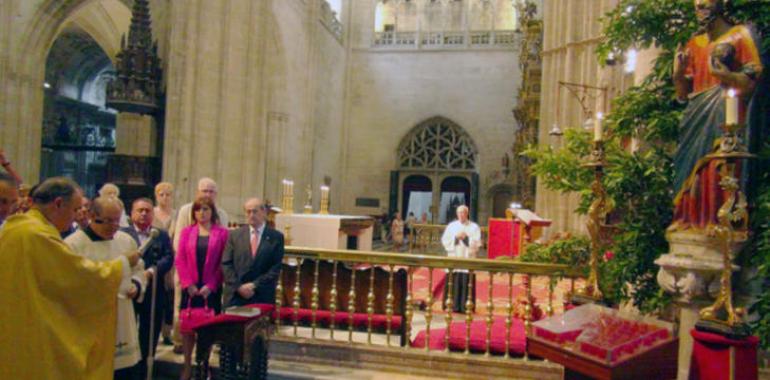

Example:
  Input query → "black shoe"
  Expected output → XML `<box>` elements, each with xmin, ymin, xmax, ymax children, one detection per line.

<box><xmin>162</xmin><ymin>336</ymin><xmax>173</xmax><ymax>346</ymax></box>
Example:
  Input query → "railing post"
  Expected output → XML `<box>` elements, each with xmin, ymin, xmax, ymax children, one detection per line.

<box><xmin>464</xmin><ymin>269</ymin><xmax>475</xmax><ymax>355</ymax></box>
<box><xmin>330</xmin><ymin>261</ymin><xmax>338</xmax><ymax>340</ymax></box>
<box><xmin>444</xmin><ymin>269</ymin><xmax>454</xmax><ymax>353</ymax></box>
<box><xmin>425</xmin><ymin>268</ymin><xmax>434</xmax><ymax>352</ymax></box>
<box><xmin>523</xmin><ymin>274</ymin><xmax>533</xmax><ymax>361</ymax></box>
<box><xmin>348</xmin><ymin>263</ymin><xmax>356</xmax><ymax>344</ymax></box>
<box><xmin>386</xmin><ymin>264</ymin><xmax>395</xmax><ymax>347</ymax></box>
<box><xmin>367</xmin><ymin>266</ymin><xmax>376</xmax><ymax>345</ymax></box>
<box><xmin>504</xmin><ymin>271</ymin><xmax>514</xmax><ymax>358</ymax></box>
<box><xmin>311</xmin><ymin>259</ymin><xmax>320</xmax><ymax>339</ymax></box>
<box><xmin>275</xmin><ymin>262</ymin><xmax>284</xmax><ymax>335</ymax></box>
<box><xmin>485</xmin><ymin>271</ymin><xmax>495</xmax><ymax>357</ymax></box>
<box><xmin>546</xmin><ymin>276</ymin><xmax>555</xmax><ymax>317</ymax></box>
<box><xmin>292</xmin><ymin>258</ymin><xmax>303</xmax><ymax>338</ymax></box>
<box><xmin>404</xmin><ymin>266</ymin><xmax>414</xmax><ymax>350</ymax></box>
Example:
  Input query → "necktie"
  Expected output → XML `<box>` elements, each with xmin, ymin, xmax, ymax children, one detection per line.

<box><xmin>250</xmin><ymin>229</ymin><xmax>259</xmax><ymax>257</ymax></box>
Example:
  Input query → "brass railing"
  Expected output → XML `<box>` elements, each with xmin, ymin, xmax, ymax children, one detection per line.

<box><xmin>275</xmin><ymin>246</ymin><xmax>585</xmax><ymax>358</ymax></box>
<box><xmin>409</xmin><ymin>224</ymin><xmax>489</xmax><ymax>254</ymax></box>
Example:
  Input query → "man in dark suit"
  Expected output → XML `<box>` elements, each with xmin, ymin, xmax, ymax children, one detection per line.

<box><xmin>121</xmin><ymin>197</ymin><xmax>173</xmax><ymax>379</ymax></box>
<box><xmin>222</xmin><ymin>197</ymin><xmax>285</xmax><ymax>307</ymax></box>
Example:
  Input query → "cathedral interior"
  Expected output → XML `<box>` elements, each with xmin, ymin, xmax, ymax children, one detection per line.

<box><xmin>2</xmin><ymin>0</ymin><xmax>769</xmax><ymax>379</ymax></box>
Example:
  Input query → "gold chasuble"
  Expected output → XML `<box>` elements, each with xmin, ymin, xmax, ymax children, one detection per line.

<box><xmin>0</xmin><ymin>209</ymin><xmax>127</xmax><ymax>379</ymax></box>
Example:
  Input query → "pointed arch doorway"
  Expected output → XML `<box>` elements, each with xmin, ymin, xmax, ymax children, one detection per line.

<box><xmin>392</xmin><ymin>117</ymin><xmax>479</xmax><ymax>223</ymax></box>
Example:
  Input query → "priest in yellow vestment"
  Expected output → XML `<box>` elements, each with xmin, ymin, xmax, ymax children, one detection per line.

<box><xmin>0</xmin><ymin>177</ymin><xmax>139</xmax><ymax>380</ymax></box>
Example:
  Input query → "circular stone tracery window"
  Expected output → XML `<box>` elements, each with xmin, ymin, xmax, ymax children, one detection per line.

<box><xmin>398</xmin><ymin>117</ymin><xmax>478</xmax><ymax>171</ymax></box>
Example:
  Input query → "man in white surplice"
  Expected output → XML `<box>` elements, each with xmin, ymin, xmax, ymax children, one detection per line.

<box><xmin>440</xmin><ymin>205</ymin><xmax>480</xmax><ymax>312</ymax></box>
<box><xmin>65</xmin><ymin>196</ymin><xmax>146</xmax><ymax>379</ymax></box>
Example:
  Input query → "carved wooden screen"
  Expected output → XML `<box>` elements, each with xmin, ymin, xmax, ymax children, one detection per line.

<box><xmin>398</xmin><ymin>117</ymin><xmax>477</xmax><ymax>171</ymax></box>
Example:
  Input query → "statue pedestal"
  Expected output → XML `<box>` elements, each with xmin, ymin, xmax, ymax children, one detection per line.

<box><xmin>655</xmin><ymin>230</ymin><xmax>743</xmax><ymax>380</ymax></box>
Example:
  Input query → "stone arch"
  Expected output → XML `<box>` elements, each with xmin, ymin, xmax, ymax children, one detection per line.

<box><xmin>2</xmin><ymin>0</ymin><xmax>131</xmax><ymax>183</ymax></box>
<box><xmin>397</xmin><ymin>116</ymin><xmax>478</xmax><ymax>172</ymax></box>
<box><xmin>395</xmin><ymin>117</ymin><xmax>480</xmax><ymax>222</ymax></box>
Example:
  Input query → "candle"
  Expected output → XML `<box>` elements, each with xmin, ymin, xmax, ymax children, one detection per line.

<box><xmin>726</xmin><ymin>88</ymin><xmax>738</xmax><ymax>125</ymax></box>
<box><xmin>319</xmin><ymin>185</ymin><xmax>330</xmax><ymax>214</ymax></box>
<box><xmin>594</xmin><ymin>112</ymin><xmax>604</xmax><ymax>142</ymax></box>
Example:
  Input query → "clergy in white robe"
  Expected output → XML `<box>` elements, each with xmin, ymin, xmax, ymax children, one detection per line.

<box><xmin>65</xmin><ymin>196</ymin><xmax>146</xmax><ymax>377</ymax></box>
<box><xmin>441</xmin><ymin>206</ymin><xmax>481</xmax><ymax>259</ymax></box>
<box><xmin>440</xmin><ymin>205</ymin><xmax>480</xmax><ymax>313</ymax></box>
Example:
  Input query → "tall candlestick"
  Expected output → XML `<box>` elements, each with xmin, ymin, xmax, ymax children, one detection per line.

<box><xmin>282</xmin><ymin>179</ymin><xmax>294</xmax><ymax>214</ymax></box>
<box><xmin>320</xmin><ymin>185</ymin><xmax>330</xmax><ymax>215</ymax></box>
<box><xmin>726</xmin><ymin>88</ymin><xmax>738</xmax><ymax>125</ymax></box>
<box><xmin>594</xmin><ymin>112</ymin><xmax>604</xmax><ymax>142</ymax></box>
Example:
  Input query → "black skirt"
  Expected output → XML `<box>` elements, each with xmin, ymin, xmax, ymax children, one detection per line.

<box><xmin>443</xmin><ymin>272</ymin><xmax>476</xmax><ymax>313</ymax></box>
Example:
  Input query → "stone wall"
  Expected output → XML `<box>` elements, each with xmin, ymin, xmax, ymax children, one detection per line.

<box><xmin>339</xmin><ymin>0</ymin><xmax>521</xmax><ymax>222</ymax></box>
<box><xmin>162</xmin><ymin>0</ymin><xmax>348</xmax><ymax>221</ymax></box>
<box><xmin>1</xmin><ymin>0</ymin><xmax>522</xmax><ymax>225</ymax></box>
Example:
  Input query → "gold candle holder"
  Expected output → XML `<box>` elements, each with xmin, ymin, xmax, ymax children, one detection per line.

<box><xmin>303</xmin><ymin>185</ymin><xmax>313</xmax><ymax>214</ymax></box>
<box><xmin>284</xmin><ymin>225</ymin><xmax>292</xmax><ymax>246</ymax></box>
<box><xmin>281</xmin><ymin>179</ymin><xmax>294</xmax><ymax>214</ymax></box>
<box><xmin>319</xmin><ymin>185</ymin><xmax>330</xmax><ymax>215</ymax></box>
<box><xmin>574</xmin><ymin>139</ymin><xmax>614</xmax><ymax>303</ymax></box>
<box><xmin>697</xmin><ymin>123</ymin><xmax>753</xmax><ymax>338</ymax></box>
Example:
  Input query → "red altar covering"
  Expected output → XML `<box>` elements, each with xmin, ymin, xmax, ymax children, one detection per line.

<box><xmin>689</xmin><ymin>329</ymin><xmax>759</xmax><ymax>380</ymax></box>
<box><xmin>487</xmin><ymin>218</ymin><xmax>520</xmax><ymax>259</ymax></box>
<box><xmin>487</xmin><ymin>209</ymin><xmax>551</xmax><ymax>259</ymax></box>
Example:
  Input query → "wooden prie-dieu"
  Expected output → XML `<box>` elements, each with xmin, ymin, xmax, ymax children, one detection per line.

<box><xmin>194</xmin><ymin>314</ymin><xmax>272</xmax><ymax>380</ymax></box>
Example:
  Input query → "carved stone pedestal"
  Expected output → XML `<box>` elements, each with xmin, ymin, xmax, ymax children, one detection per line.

<box><xmin>656</xmin><ymin>230</ymin><xmax>743</xmax><ymax>380</ymax></box>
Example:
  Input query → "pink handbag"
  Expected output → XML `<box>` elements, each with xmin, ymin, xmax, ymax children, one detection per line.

<box><xmin>179</xmin><ymin>295</ymin><xmax>215</xmax><ymax>335</ymax></box>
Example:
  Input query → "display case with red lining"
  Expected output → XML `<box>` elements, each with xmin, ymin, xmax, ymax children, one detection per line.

<box><xmin>528</xmin><ymin>304</ymin><xmax>677</xmax><ymax>380</ymax></box>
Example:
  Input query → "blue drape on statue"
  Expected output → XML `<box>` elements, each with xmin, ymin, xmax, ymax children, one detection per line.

<box><xmin>672</xmin><ymin>79</ymin><xmax>769</xmax><ymax>229</ymax></box>
<box><xmin>673</xmin><ymin>86</ymin><xmax>726</xmax><ymax>198</ymax></box>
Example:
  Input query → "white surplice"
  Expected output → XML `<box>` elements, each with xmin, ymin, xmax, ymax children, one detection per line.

<box><xmin>65</xmin><ymin>230</ymin><xmax>145</xmax><ymax>370</ymax></box>
<box><xmin>441</xmin><ymin>220</ymin><xmax>481</xmax><ymax>260</ymax></box>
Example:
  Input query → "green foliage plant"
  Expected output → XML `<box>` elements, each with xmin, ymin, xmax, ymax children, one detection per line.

<box><xmin>523</xmin><ymin>0</ymin><xmax>770</xmax><ymax>334</ymax></box>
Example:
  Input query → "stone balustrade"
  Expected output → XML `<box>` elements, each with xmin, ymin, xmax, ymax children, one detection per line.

<box><xmin>374</xmin><ymin>30</ymin><xmax>520</xmax><ymax>48</ymax></box>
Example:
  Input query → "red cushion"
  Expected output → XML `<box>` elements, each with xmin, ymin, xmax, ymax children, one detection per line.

<box><xmin>411</xmin><ymin>315</ymin><xmax>526</xmax><ymax>355</ymax></box>
<box><xmin>275</xmin><ymin>307</ymin><xmax>403</xmax><ymax>330</ymax></box>
<box><xmin>191</xmin><ymin>304</ymin><xmax>274</xmax><ymax>331</ymax></box>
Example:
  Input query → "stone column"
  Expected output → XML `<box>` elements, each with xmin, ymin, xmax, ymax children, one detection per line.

<box><xmin>656</xmin><ymin>231</ymin><xmax>741</xmax><ymax>380</ymax></box>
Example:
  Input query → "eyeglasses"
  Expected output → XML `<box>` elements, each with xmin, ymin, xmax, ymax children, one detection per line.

<box><xmin>92</xmin><ymin>218</ymin><xmax>121</xmax><ymax>226</ymax></box>
<box><xmin>244</xmin><ymin>208</ymin><xmax>265</xmax><ymax>214</ymax></box>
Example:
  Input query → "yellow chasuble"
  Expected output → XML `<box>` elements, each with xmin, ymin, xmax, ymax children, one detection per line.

<box><xmin>0</xmin><ymin>209</ymin><xmax>127</xmax><ymax>380</ymax></box>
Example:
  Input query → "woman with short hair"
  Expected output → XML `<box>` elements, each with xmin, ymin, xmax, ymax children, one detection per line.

<box><xmin>174</xmin><ymin>197</ymin><xmax>228</xmax><ymax>380</ymax></box>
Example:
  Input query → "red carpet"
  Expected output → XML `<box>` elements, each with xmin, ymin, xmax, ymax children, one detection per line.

<box><xmin>411</xmin><ymin>315</ymin><xmax>527</xmax><ymax>355</ymax></box>
<box><xmin>411</xmin><ymin>267</ymin><xmax>581</xmax><ymax>316</ymax></box>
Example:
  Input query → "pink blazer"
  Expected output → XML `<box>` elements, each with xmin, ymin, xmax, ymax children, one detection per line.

<box><xmin>175</xmin><ymin>224</ymin><xmax>229</xmax><ymax>292</ymax></box>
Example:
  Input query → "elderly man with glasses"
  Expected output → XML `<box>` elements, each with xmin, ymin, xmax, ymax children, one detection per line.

<box><xmin>65</xmin><ymin>196</ymin><xmax>147</xmax><ymax>380</ymax></box>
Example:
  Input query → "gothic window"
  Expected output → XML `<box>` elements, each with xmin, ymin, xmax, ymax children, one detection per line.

<box><xmin>398</xmin><ymin>117</ymin><xmax>477</xmax><ymax>171</ymax></box>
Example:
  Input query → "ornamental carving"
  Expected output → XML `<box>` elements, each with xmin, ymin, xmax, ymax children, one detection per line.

<box><xmin>398</xmin><ymin>117</ymin><xmax>477</xmax><ymax>171</ymax></box>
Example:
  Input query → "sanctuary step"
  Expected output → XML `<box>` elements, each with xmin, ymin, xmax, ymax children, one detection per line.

<box><xmin>152</xmin><ymin>323</ymin><xmax>563</xmax><ymax>380</ymax></box>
